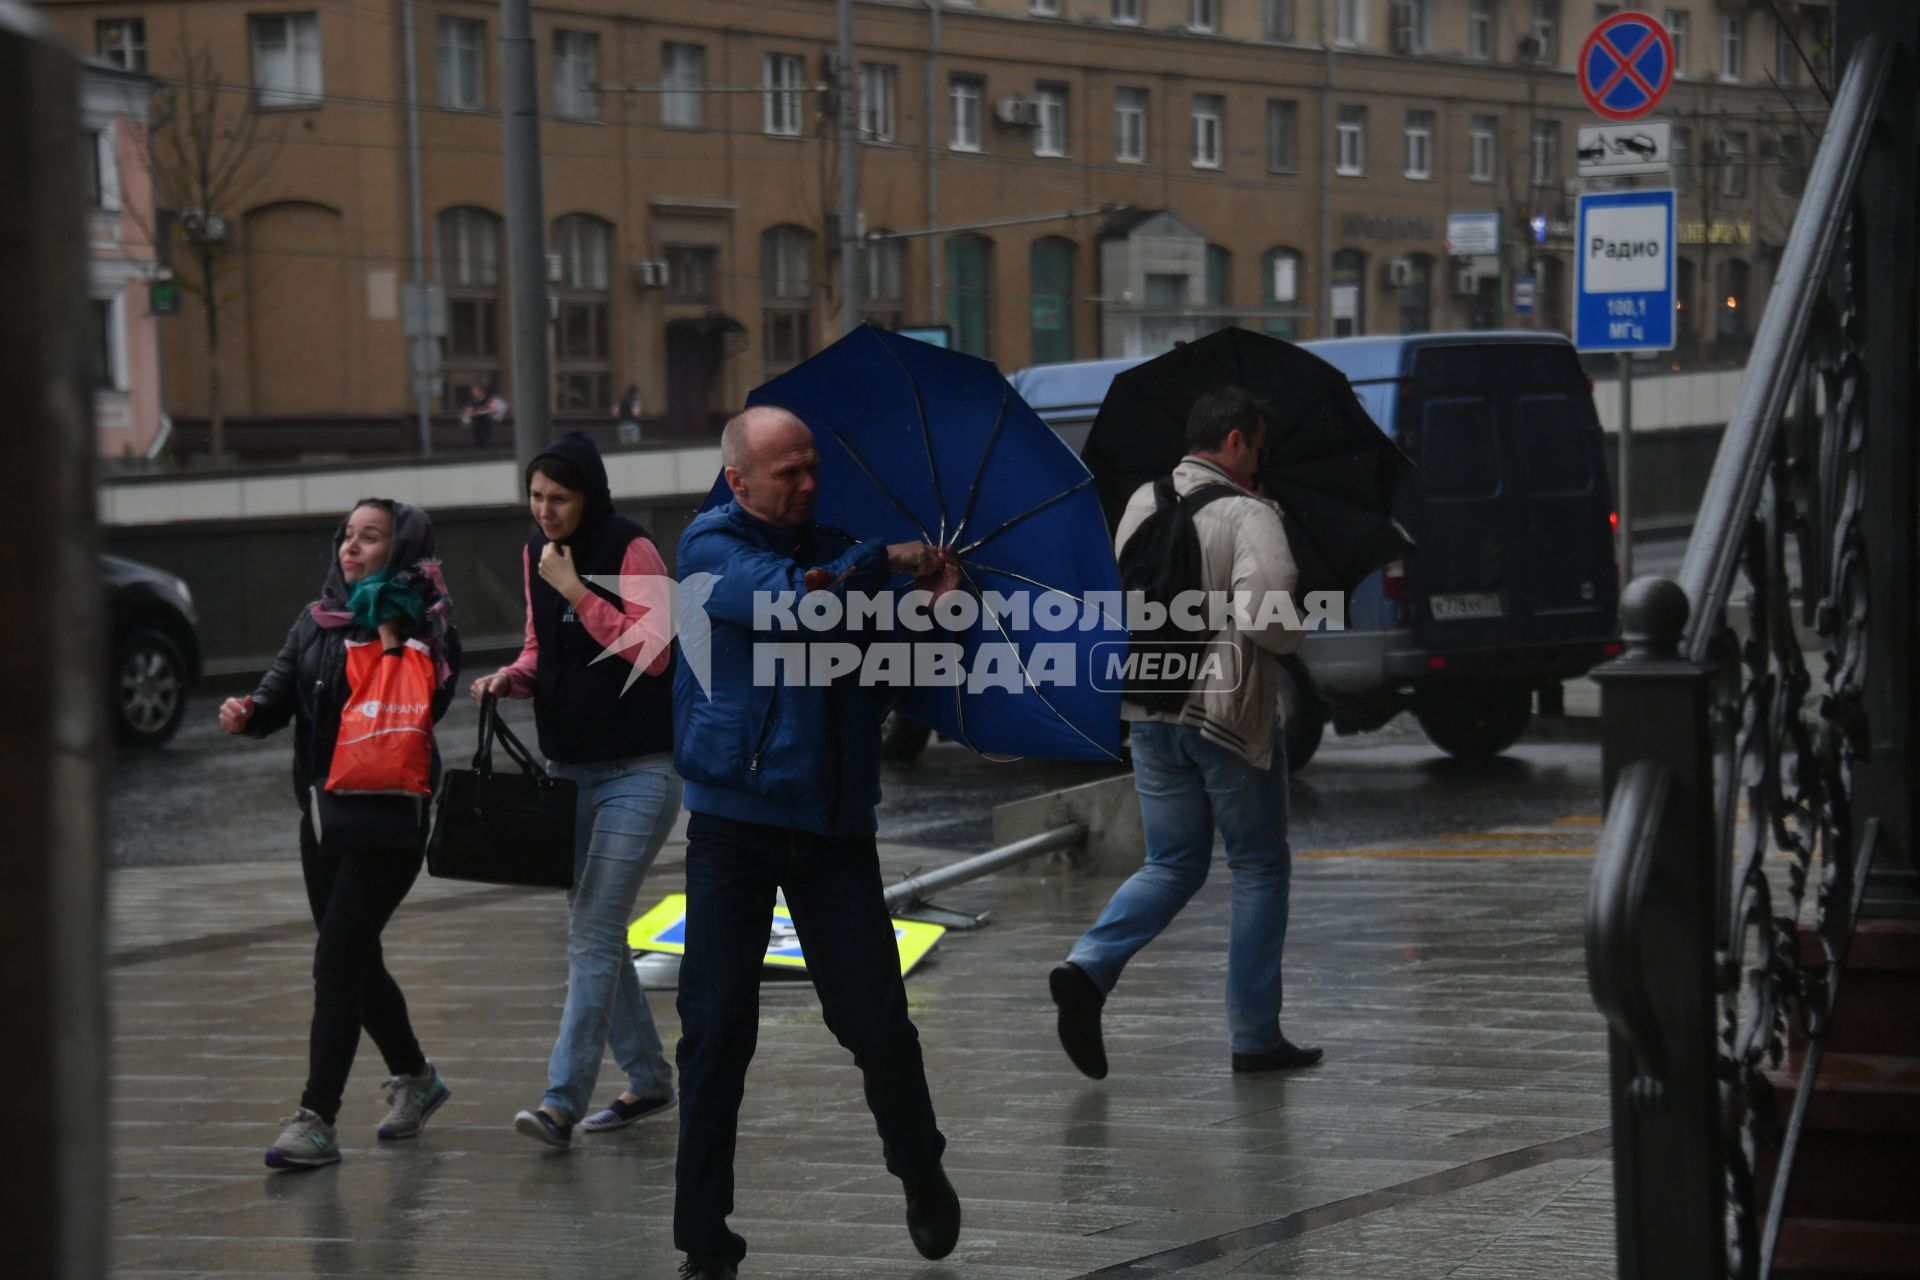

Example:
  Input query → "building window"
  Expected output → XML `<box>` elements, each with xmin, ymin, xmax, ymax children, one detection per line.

<box><xmin>861</xmin><ymin>237</ymin><xmax>904</xmax><ymax>329</ymax></box>
<box><xmin>1719</xmin><ymin>130</ymin><xmax>1748</xmax><ymax>197</ymax></box>
<box><xmin>1676</xmin><ymin>255</ymin><xmax>1696</xmax><ymax>348</ymax></box>
<box><xmin>1530</xmin><ymin>0</ymin><xmax>1559</xmax><ymax>64</ymax></box>
<box><xmin>1116</xmin><ymin>88</ymin><xmax>1148</xmax><ymax>163</ymax></box>
<box><xmin>764</xmin><ymin>52</ymin><xmax>805</xmax><ymax>137</ymax></box>
<box><xmin>86</xmin><ymin>127</ymin><xmax>122</xmax><ymax>210</ymax></box>
<box><xmin>1265</xmin><ymin>0</ymin><xmax>1295</xmax><ymax>41</ymax></box>
<box><xmin>97</xmin><ymin>18</ymin><xmax>146</xmax><ymax>71</ymax></box>
<box><xmin>1204</xmin><ymin>244</ymin><xmax>1232</xmax><ymax>332</ymax></box>
<box><xmin>1671</xmin><ymin>126</ymin><xmax>1691</xmax><ymax>191</ymax></box>
<box><xmin>1261</xmin><ymin>246</ymin><xmax>1302</xmax><ymax>340</ymax></box>
<box><xmin>1332</xmin><ymin>247</ymin><xmax>1366</xmax><ymax>336</ymax></box>
<box><xmin>1189</xmin><ymin>0</ymin><xmax>1218</xmax><ymax>33</ymax></box>
<box><xmin>945</xmin><ymin>233</ymin><xmax>993</xmax><ymax>358</ymax></box>
<box><xmin>1112</xmin><ymin>0</ymin><xmax>1141</xmax><ymax>24</ymax></box>
<box><xmin>1029</xmin><ymin>237</ymin><xmax>1075</xmax><ymax>365</ymax></box>
<box><xmin>1266</xmin><ymin>99</ymin><xmax>1298</xmax><ymax>173</ymax></box>
<box><xmin>1469</xmin><ymin>115</ymin><xmax>1497</xmax><ymax>183</ymax></box>
<box><xmin>250</xmin><ymin>13</ymin><xmax>323</xmax><ymax>109</ymax></box>
<box><xmin>1404</xmin><ymin>109</ymin><xmax>1434</xmax><ymax>179</ymax></box>
<box><xmin>437</xmin><ymin>206</ymin><xmax>503</xmax><ymax>405</ymax></box>
<box><xmin>1530</xmin><ymin>118</ymin><xmax>1558</xmax><ymax>185</ymax></box>
<box><xmin>1770</xmin><ymin>131</ymin><xmax>1806</xmax><ymax>197</ymax></box>
<box><xmin>860</xmin><ymin>63</ymin><xmax>898</xmax><ymax>142</ymax></box>
<box><xmin>1335</xmin><ymin>0</ymin><xmax>1365</xmax><ymax>46</ymax></box>
<box><xmin>1031</xmin><ymin>0</ymin><xmax>1060</xmax><ymax>14</ymax></box>
<box><xmin>1191</xmin><ymin>94</ymin><xmax>1223</xmax><ymax>169</ymax></box>
<box><xmin>1720</xmin><ymin>15</ymin><xmax>1742</xmax><ymax>80</ymax></box>
<box><xmin>1393</xmin><ymin>0</ymin><xmax>1432</xmax><ymax>54</ymax></box>
<box><xmin>1717</xmin><ymin>258</ymin><xmax>1749</xmax><ymax>340</ymax></box>
<box><xmin>1775</xmin><ymin>19</ymin><xmax>1799</xmax><ymax>85</ymax></box>
<box><xmin>553</xmin><ymin>31</ymin><xmax>598</xmax><ymax>121</ymax></box>
<box><xmin>1397</xmin><ymin>253</ymin><xmax>1434</xmax><ymax>334</ymax></box>
<box><xmin>1468</xmin><ymin>0</ymin><xmax>1494</xmax><ymax>60</ymax></box>
<box><xmin>1667</xmin><ymin>9</ymin><xmax>1688</xmax><ymax>75</ymax></box>
<box><xmin>762</xmin><ymin>224</ymin><xmax>815</xmax><ymax>372</ymax></box>
<box><xmin>950</xmin><ymin>76</ymin><xmax>983</xmax><ymax>152</ymax></box>
<box><xmin>665</xmin><ymin>245</ymin><xmax>716</xmax><ymax>303</ymax></box>
<box><xmin>1035</xmin><ymin>84</ymin><xmax>1069</xmax><ymax>157</ymax></box>
<box><xmin>89</xmin><ymin>298</ymin><xmax>121</xmax><ymax>391</ymax></box>
<box><xmin>1336</xmin><ymin>105</ymin><xmax>1366</xmax><ymax>176</ymax></box>
<box><xmin>662</xmin><ymin>43</ymin><xmax>704</xmax><ymax>128</ymax></box>
<box><xmin>436</xmin><ymin>17</ymin><xmax>485</xmax><ymax>110</ymax></box>
<box><xmin>553</xmin><ymin>214</ymin><xmax>611</xmax><ymax>411</ymax></box>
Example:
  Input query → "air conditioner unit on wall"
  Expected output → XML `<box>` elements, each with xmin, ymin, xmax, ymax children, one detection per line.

<box><xmin>632</xmin><ymin>260</ymin><xmax>669</xmax><ymax>289</ymax></box>
<box><xmin>994</xmin><ymin>95</ymin><xmax>1039</xmax><ymax>127</ymax></box>
<box><xmin>1387</xmin><ymin>258</ymin><xmax>1413</xmax><ymax>287</ymax></box>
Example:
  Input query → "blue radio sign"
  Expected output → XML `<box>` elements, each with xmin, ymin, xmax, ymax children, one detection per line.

<box><xmin>1575</xmin><ymin>188</ymin><xmax>1675</xmax><ymax>353</ymax></box>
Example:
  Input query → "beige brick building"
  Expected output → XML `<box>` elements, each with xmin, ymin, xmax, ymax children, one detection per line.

<box><xmin>45</xmin><ymin>0</ymin><xmax>1825</xmax><ymax>436</ymax></box>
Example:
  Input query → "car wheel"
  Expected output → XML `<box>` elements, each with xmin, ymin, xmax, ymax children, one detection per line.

<box><xmin>1276</xmin><ymin>660</ymin><xmax>1326</xmax><ymax>771</ymax></box>
<box><xmin>880</xmin><ymin>713</ymin><xmax>933</xmax><ymax>762</ymax></box>
<box><xmin>116</xmin><ymin>627</ymin><xmax>189</xmax><ymax>746</ymax></box>
<box><xmin>1413</xmin><ymin>681</ymin><xmax>1532</xmax><ymax>760</ymax></box>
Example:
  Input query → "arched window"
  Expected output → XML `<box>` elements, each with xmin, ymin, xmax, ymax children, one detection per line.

<box><xmin>862</xmin><ymin>235</ymin><xmax>905</xmax><ymax>331</ymax></box>
<box><xmin>1398</xmin><ymin>252</ymin><xmax>1433</xmax><ymax>334</ymax></box>
<box><xmin>945</xmin><ymin>233</ymin><xmax>993</xmax><ymax>358</ymax></box>
<box><xmin>436</xmin><ymin>206</ymin><xmax>503</xmax><ymax>408</ymax></box>
<box><xmin>1261</xmin><ymin>245</ymin><xmax>1303</xmax><ymax>340</ymax></box>
<box><xmin>1204</xmin><ymin>243</ymin><xmax>1232</xmax><ymax>333</ymax></box>
<box><xmin>762</xmin><ymin>224</ymin><xmax>815</xmax><ymax>372</ymax></box>
<box><xmin>1029</xmin><ymin>237</ymin><xmax>1075</xmax><ymax>365</ymax></box>
<box><xmin>1331</xmin><ymin>247</ymin><xmax>1367</xmax><ymax>336</ymax></box>
<box><xmin>1717</xmin><ymin>257</ymin><xmax>1749</xmax><ymax>343</ymax></box>
<box><xmin>1538</xmin><ymin>255</ymin><xmax>1567</xmax><ymax>335</ymax></box>
<box><xmin>552</xmin><ymin>214</ymin><xmax>613</xmax><ymax>411</ymax></box>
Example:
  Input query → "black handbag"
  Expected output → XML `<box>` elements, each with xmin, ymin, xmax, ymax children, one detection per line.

<box><xmin>426</xmin><ymin>695</ymin><xmax>577</xmax><ymax>888</ymax></box>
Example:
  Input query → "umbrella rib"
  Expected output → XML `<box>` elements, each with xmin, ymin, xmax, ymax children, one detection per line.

<box><xmin>806</xmin><ymin>413</ymin><xmax>936</xmax><ymax>545</ymax></box>
<box><xmin>957</xmin><ymin>564</ymin><xmax>1124</xmax><ymax>764</ymax></box>
<box><xmin>960</xmin><ymin>560</ymin><xmax>1128</xmax><ymax>633</ymax></box>
<box><xmin>953</xmin><ymin>475</ymin><xmax>1094</xmax><ymax>558</ymax></box>
<box><xmin>948</xmin><ymin>391</ymin><xmax>1011</xmax><ymax>550</ymax></box>
<box><xmin>871</xmin><ymin>329</ymin><xmax>952</xmax><ymax>544</ymax></box>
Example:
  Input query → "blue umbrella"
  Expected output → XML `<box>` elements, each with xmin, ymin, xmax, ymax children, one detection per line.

<box><xmin>702</xmin><ymin>325</ymin><xmax>1124</xmax><ymax>762</ymax></box>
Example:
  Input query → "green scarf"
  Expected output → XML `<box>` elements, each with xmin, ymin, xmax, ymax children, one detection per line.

<box><xmin>348</xmin><ymin>570</ymin><xmax>426</xmax><ymax>631</ymax></box>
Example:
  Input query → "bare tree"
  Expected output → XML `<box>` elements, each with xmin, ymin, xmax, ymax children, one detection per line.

<box><xmin>133</xmin><ymin>37</ymin><xmax>284</xmax><ymax>462</ymax></box>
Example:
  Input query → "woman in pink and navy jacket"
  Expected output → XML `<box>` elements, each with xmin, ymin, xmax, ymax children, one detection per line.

<box><xmin>470</xmin><ymin>431</ymin><xmax>681</xmax><ymax>1146</ymax></box>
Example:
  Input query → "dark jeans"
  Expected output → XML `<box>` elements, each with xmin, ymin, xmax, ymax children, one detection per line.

<box><xmin>673</xmin><ymin>812</ymin><xmax>946</xmax><ymax>1264</ymax></box>
<box><xmin>298</xmin><ymin>813</ymin><xmax>428</xmax><ymax>1124</ymax></box>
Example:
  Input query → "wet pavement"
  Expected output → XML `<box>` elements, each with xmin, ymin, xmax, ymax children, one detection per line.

<box><xmin>107</xmin><ymin>719</ymin><xmax>1617</xmax><ymax>1279</ymax></box>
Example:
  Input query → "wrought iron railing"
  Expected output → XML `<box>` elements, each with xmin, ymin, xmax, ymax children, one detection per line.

<box><xmin>1585</xmin><ymin>30</ymin><xmax>1906</xmax><ymax>1280</ymax></box>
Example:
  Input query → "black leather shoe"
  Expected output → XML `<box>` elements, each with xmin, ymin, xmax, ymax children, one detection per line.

<box><xmin>677</xmin><ymin>1256</ymin><xmax>737</xmax><ymax>1279</ymax></box>
<box><xmin>1231</xmin><ymin>1037</ymin><xmax>1325</xmax><ymax>1073</ymax></box>
<box><xmin>903</xmin><ymin>1162</ymin><xmax>962</xmax><ymax>1260</ymax></box>
<box><xmin>1049</xmin><ymin>963</ymin><xmax>1108</xmax><ymax>1080</ymax></box>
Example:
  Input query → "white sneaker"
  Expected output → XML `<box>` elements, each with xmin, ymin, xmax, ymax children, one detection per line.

<box><xmin>265</xmin><ymin>1107</ymin><xmax>341</xmax><ymax>1170</ymax></box>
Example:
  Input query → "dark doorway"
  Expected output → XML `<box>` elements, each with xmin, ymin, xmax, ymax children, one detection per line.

<box><xmin>666</xmin><ymin>317</ymin><xmax>738</xmax><ymax>438</ymax></box>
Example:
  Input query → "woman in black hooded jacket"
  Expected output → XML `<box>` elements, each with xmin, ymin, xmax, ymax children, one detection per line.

<box><xmin>218</xmin><ymin>498</ymin><xmax>461</xmax><ymax>1170</ymax></box>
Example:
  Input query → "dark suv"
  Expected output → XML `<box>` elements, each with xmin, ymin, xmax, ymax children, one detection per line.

<box><xmin>103</xmin><ymin>554</ymin><xmax>201</xmax><ymax>746</ymax></box>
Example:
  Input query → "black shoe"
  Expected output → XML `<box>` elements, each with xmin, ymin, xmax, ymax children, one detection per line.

<box><xmin>1231</xmin><ymin>1037</ymin><xmax>1325</xmax><ymax>1073</ymax></box>
<box><xmin>1049</xmin><ymin>963</ymin><xmax>1108</xmax><ymax>1080</ymax></box>
<box><xmin>903</xmin><ymin>1162</ymin><xmax>962</xmax><ymax>1260</ymax></box>
<box><xmin>677</xmin><ymin>1256</ymin><xmax>738</xmax><ymax>1279</ymax></box>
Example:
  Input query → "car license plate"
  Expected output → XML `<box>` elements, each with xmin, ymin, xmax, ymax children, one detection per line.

<box><xmin>1429</xmin><ymin>591</ymin><xmax>1504</xmax><ymax>620</ymax></box>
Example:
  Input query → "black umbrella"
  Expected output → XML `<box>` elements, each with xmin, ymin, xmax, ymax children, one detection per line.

<box><xmin>1080</xmin><ymin>327</ymin><xmax>1416</xmax><ymax>596</ymax></box>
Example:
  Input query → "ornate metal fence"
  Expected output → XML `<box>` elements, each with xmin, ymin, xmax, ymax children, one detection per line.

<box><xmin>1584</xmin><ymin>24</ymin><xmax>1914</xmax><ymax>1280</ymax></box>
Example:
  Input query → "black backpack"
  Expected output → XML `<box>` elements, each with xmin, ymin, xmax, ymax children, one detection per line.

<box><xmin>1116</xmin><ymin>477</ymin><xmax>1240</xmax><ymax>714</ymax></box>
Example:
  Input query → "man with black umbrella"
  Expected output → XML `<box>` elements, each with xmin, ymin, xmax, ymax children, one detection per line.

<box><xmin>1050</xmin><ymin>386</ymin><xmax>1325</xmax><ymax>1080</ymax></box>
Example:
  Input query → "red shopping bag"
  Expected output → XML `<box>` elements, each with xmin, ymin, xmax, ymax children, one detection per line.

<box><xmin>325</xmin><ymin>639</ymin><xmax>436</xmax><ymax>796</ymax></box>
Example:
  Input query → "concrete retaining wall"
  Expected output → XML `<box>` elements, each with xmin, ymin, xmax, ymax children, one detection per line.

<box><xmin>992</xmin><ymin>772</ymin><xmax>1143</xmax><ymax>876</ymax></box>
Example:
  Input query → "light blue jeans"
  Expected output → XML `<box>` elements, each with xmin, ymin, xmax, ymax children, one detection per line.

<box><xmin>542</xmin><ymin>754</ymin><xmax>682</xmax><ymax>1121</ymax></box>
<box><xmin>1065</xmin><ymin>721</ymin><xmax>1293</xmax><ymax>1055</ymax></box>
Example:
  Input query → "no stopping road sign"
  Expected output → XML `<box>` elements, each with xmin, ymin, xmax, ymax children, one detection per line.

<box><xmin>1579</xmin><ymin>12</ymin><xmax>1674</xmax><ymax>122</ymax></box>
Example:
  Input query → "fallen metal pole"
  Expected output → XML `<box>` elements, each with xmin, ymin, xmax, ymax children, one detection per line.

<box><xmin>883</xmin><ymin>823</ymin><xmax>1085</xmax><ymax>912</ymax></box>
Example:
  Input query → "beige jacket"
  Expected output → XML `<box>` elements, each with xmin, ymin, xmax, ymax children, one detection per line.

<box><xmin>1115</xmin><ymin>457</ymin><xmax>1303</xmax><ymax>768</ymax></box>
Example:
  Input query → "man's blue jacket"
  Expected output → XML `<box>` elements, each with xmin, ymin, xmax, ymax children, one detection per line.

<box><xmin>673</xmin><ymin>499</ymin><xmax>897</xmax><ymax>837</ymax></box>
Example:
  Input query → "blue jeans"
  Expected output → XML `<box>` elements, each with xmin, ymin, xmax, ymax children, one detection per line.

<box><xmin>1066</xmin><ymin>721</ymin><xmax>1294</xmax><ymax>1055</ymax></box>
<box><xmin>673</xmin><ymin>812</ymin><xmax>946</xmax><ymax>1265</ymax></box>
<box><xmin>541</xmin><ymin>754</ymin><xmax>682</xmax><ymax>1121</ymax></box>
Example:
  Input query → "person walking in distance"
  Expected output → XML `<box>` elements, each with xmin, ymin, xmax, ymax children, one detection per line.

<box><xmin>470</xmin><ymin>431</ymin><xmax>682</xmax><ymax>1148</ymax></box>
<box><xmin>613</xmin><ymin>384</ymin><xmax>644</xmax><ymax>445</ymax></box>
<box><xmin>668</xmin><ymin>406</ymin><xmax>961</xmax><ymax>1279</ymax></box>
<box><xmin>218</xmin><ymin>499</ymin><xmax>461</xmax><ymax>1169</ymax></box>
<box><xmin>1051</xmin><ymin>387</ymin><xmax>1323</xmax><ymax>1079</ymax></box>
